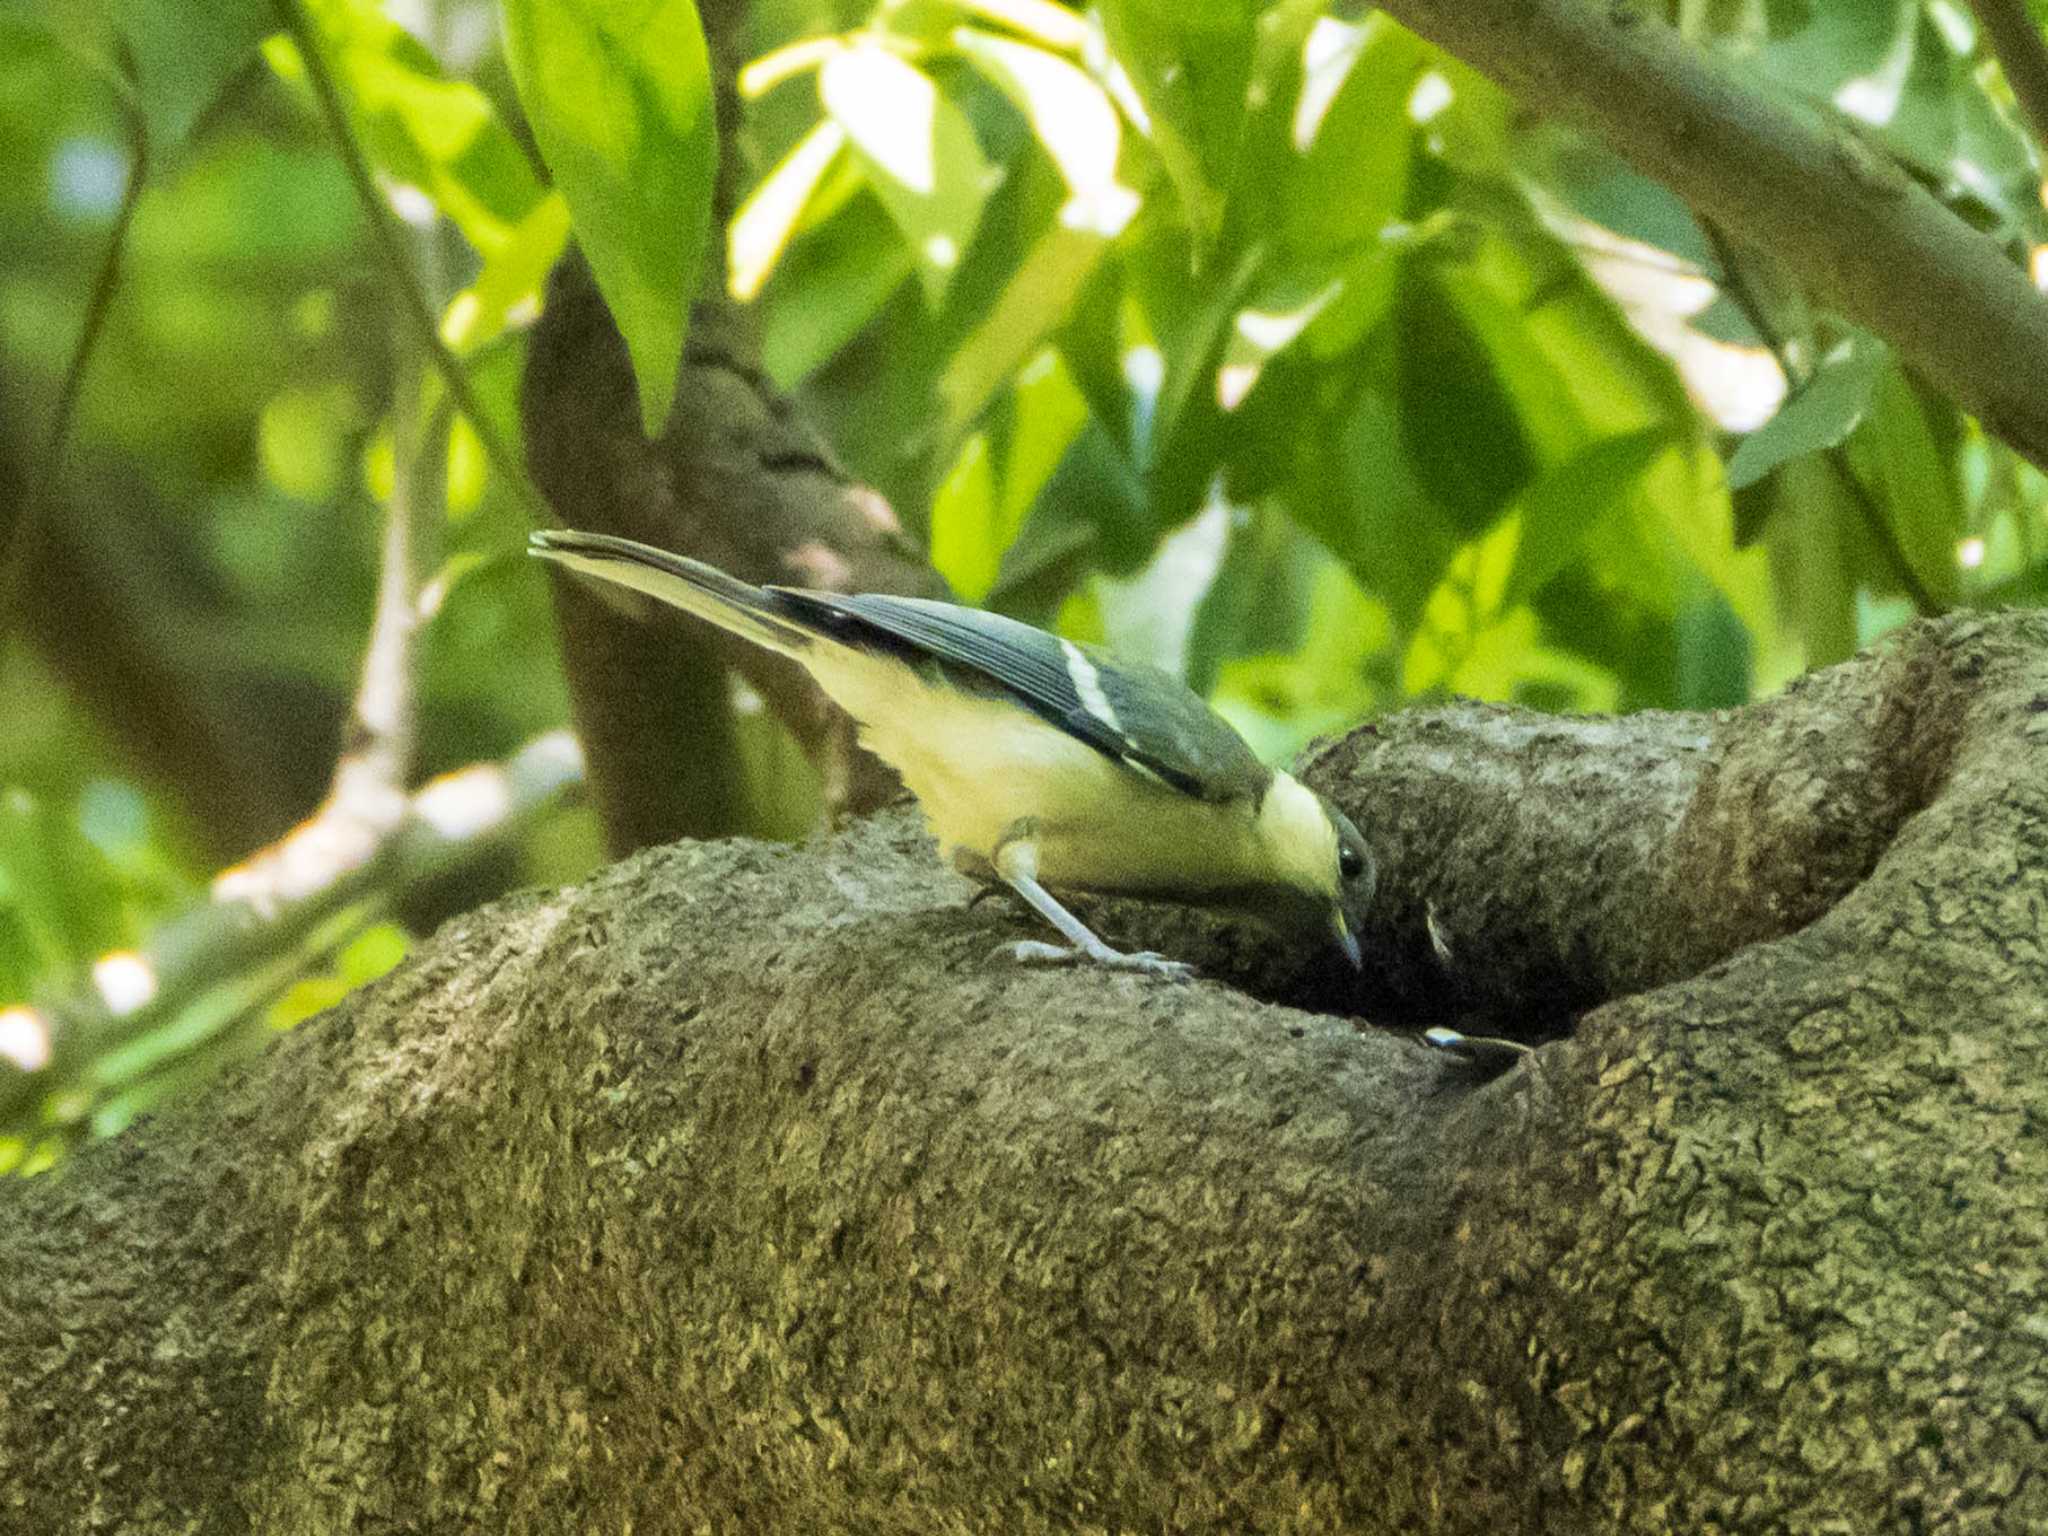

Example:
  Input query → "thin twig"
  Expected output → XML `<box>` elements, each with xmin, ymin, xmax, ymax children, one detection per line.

<box><xmin>0</xmin><ymin>90</ymin><xmax>148</xmax><ymax>639</ymax></box>
<box><xmin>324</xmin><ymin>383</ymin><xmax>450</xmax><ymax>838</ymax></box>
<box><xmin>269</xmin><ymin>0</ymin><xmax>553</xmax><ymax>525</ymax></box>
<box><xmin>1701</xmin><ymin>220</ymin><xmax>1946</xmax><ymax>618</ymax></box>
<box><xmin>1970</xmin><ymin>0</ymin><xmax>2048</xmax><ymax>155</ymax></box>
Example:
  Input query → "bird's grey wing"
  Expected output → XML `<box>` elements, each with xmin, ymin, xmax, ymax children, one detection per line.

<box><xmin>765</xmin><ymin>589</ymin><xmax>1269</xmax><ymax>803</ymax></box>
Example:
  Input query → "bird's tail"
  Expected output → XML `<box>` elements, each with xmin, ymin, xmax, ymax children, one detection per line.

<box><xmin>528</xmin><ymin>529</ymin><xmax>816</xmax><ymax>657</ymax></box>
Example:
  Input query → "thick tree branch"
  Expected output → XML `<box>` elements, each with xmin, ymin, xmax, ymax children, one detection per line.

<box><xmin>1376</xmin><ymin>0</ymin><xmax>2048</xmax><ymax>473</ymax></box>
<box><xmin>5</xmin><ymin>614</ymin><xmax>2047</xmax><ymax>1531</ymax></box>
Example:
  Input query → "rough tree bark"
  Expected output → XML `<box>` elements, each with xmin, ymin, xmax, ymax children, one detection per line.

<box><xmin>4</xmin><ymin>611</ymin><xmax>2044</xmax><ymax>1534</ymax></box>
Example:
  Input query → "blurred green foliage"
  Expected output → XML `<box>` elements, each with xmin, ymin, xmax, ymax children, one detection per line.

<box><xmin>1</xmin><ymin>0</ymin><xmax>2044</xmax><ymax>1162</ymax></box>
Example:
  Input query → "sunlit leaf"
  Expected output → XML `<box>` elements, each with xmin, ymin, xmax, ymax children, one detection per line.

<box><xmin>1402</xmin><ymin>516</ymin><xmax>1524</xmax><ymax>693</ymax></box>
<box><xmin>500</xmin><ymin>0</ymin><xmax>717</xmax><ymax>436</ymax></box>
<box><xmin>819</xmin><ymin>41</ymin><xmax>995</xmax><ymax>302</ymax></box>
<box><xmin>959</xmin><ymin>0</ymin><xmax>1091</xmax><ymax>52</ymax></box>
<box><xmin>1002</xmin><ymin>350</ymin><xmax>1092</xmax><ymax>533</ymax></box>
<box><xmin>729</xmin><ymin>117</ymin><xmax>848</xmax><ymax>302</ymax></box>
<box><xmin>1283</xmin><ymin>14</ymin><xmax>1424</xmax><ymax>253</ymax></box>
<box><xmin>953</xmin><ymin>28</ymin><xmax>1137</xmax><ymax>236</ymax></box>
<box><xmin>1097</xmin><ymin>0</ymin><xmax>1253</xmax><ymax>242</ymax></box>
<box><xmin>277</xmin><ymin>0</ymin><xmax>546</xmax><ymax>261</ymax></box>
<box><xmin>930</xmin><ymin>432</ymin><xmax>1001</xmax><ymax>599</ymax></box>
<box><xmin>1503</xmin><ymin>428</ymin><xmax>1670</xmax><ymax>607</ymax></box>
<box><xmin>738</xmin><ymin>34</ymin><xmax>840</xmax><ymax>99</ymax></box>
<box><xmin>1725</xmin><ymin>333</ymin><xmax>1886</xmax><ymax>491</ymax></box>
<box><xmin>268</xmin><ymin>921</ymin><xmax>408</xmax><ymax>1029</ymax></box>
<box><xmin>440</xmin><ymin>192</ymin><xmax>572</xmax><ymax>352</ymax></box>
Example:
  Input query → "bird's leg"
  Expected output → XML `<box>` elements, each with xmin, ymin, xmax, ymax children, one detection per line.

<box><xmin>947</xmin><ymin>846</ymin><xmax>1009</xmax><ymax>909</ymax></box>
<box><xmin>990</xmin><ymin>831</ymin><xmax>1194</xmax><ymax>981</ymax></box>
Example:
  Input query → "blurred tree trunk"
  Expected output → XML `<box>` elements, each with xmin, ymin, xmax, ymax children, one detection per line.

<box><xmin>521</xmin><ymin>0</ymin><xmax>946</xmax><ymax>856</ymax></box>
<box><xmin>0</xmin><ymin>387</ymin><xmax>342</xmax><ymax>861</ymax></box>
<box><xmin>3</xmin><ymin>611</ymin><xmax>2043</xmax><ymax>1534</ymax></box>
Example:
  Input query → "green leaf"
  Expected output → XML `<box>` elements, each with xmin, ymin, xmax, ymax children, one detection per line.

<box><xmin>1675</xmin><ymin>585</ymin><xmax>1751</xmax><ymax>709</ymax></box>
<box><xmin>952</xmin><ymin>28</ymin><xmax>1138</xmax><ymax>237</ymax></box>
<box><xmin>1394</xmin><ymin>271</ymin><xmax>1535</xmax><ymax>532</ymax></box>
<box><xmin>1186</xmin><ymin>504</ymin><xmax>1326</xmax><ymax>695</ymax></box>
<box><xmin>1503</xmin><ymin>428</ymin><xmax>1670</xmax><ymax>607</ymax></box>
<box><xmin>111</xmin><ymin>0</ymin><xmax>271</xmax><ymax>153</ymax></box>
<box><xmin>729</xmin><ymin>117</ymin><xmax>848</xmax><ymax>303</ymax></box>
<box><xmin>987</xmin><ymin>420</ymin><xmax>1149</xmax><ymax>618</ymax></box>
<box><xmin>819</xmin><ymin>41</ymin><xmax>995</xmax><ymax>303</ymax></box>
<box><xmin>1097</xmin><ymin>0</ymin><xmax>1253</xmax><ymax>242</ymax></box>
<box><xmin>441</xmin><ymin>192</ymin><xmax>572</xmax><ymax>353</ymax></box>
<box><xmin>1292</xmin><ymin>381</ymin><xmax>1461</xmax><ymax>630</ymax></box>
<box><xmin>1209</xmin><ymin>557</ymin><xmax>1388</xmax><ymax>764</ymax></box>
<box><xmin>939</xmin><ymin>219</ymin><xmax>1110</xmax><ymax>444</ymax></box>
<box><xmin>1847</xmin><ymin>363</ymin><xmax>1963</xmax><ymax>607</ymax></box>
<box><xmin>1724</xmin><ymin>333</ymin><xmax>1885</xmax><ymax>491</ymax></box>
<box><xmin>929</xmin><ymin>432</ymin><xmax>1001</xmax><ymax>599</ymax></box>
<box><xmin>0</xmin><ymin>793</ymin><xmax>127</xmax><ymax>991</ymax></box>
<box><xmin>499</xmin><ymin>0</ymin><xmax>717</xmax><ymax>437</ymax></box>
<box><xmin>278</xmin><ymin>0</ymin><xmax>546</xmax><ymax>261</ymax></box>
<box><xmin>1212</xmin><ymin>256</ymin><xmax>1343</xmax><ymax>414</ymax></box>
<box><xmin>758</xmin><ymin>194</ymin><xmax>914</xmax><ymax>386</ymax></box>
<box><xmin>1283</xmin><ymin>14</ymin><xmax>1425</xmax><ymax>253</ymax></box>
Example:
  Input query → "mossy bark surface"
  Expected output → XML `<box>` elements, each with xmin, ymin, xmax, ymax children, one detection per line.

<box><xmin>3</xmin><ymin>613</ymin><xmax>2044</xmax><ymax>1534</ymax></box>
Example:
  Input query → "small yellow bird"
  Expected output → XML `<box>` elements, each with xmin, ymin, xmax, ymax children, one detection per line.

<box><xmin>532</xmin><ymin>529</ymin><xmax>1374</xmax><ymax>979</ymax></box>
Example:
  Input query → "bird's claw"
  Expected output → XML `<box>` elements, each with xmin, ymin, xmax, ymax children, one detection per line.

<box><xmin>995</xmin><ymin>939</ymin><xmax>1196</xmax><ymax>981</ymax></box>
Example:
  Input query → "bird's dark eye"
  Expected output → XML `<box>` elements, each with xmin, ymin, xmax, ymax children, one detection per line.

<box><xmin>1339</xmin><ymin>844</ymin><xmax>1365</xmax><ymax>880</ymax></box>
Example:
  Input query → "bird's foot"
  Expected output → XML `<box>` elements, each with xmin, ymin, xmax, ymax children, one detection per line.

<box><xmin>996</xmin><ymin>939</ymin><xmax>1196</xmax><ymax>981</ymax></box>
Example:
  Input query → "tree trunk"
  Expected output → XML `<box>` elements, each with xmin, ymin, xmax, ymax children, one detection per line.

<box><xmin>3</xmin><ymin>612</ymin><xmax>2044</xmax><ymax>1534</ymax></box>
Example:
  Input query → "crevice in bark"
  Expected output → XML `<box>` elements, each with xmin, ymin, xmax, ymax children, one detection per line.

<box><xmin>1289</xmin><ymin>614</ymin><xmax>2023</xmax><ymax>1045</ymax></box>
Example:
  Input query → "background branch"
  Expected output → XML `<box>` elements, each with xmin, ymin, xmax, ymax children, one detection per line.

<box><xmin>0</xmin><ymin>730</ymin><xmax>582</xmax><ymax>1138</ymax></box>
<box><xmin>1970</xmin><ymin>0</ymin><xmax>2048</xmax><ymax>151</ymax></box>
<box><xmin>1375</xmin><ymin>0</ymin><xmax>2048</xmax><ymax>472</ymax></box>
<box><xmin>523</xmin><ymin>0</ymin><xmax>946</xmax><ymax>853</ymax></box>
<box><xmin>0</xmin><ymin>81</ymin><xmax>145</xmax><ymax>640</ymax></box>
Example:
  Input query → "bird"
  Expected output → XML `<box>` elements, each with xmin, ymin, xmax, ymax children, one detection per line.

<box><xmin>530</xmin><ymin>528</ymin><xmax>1375</xmax><ymax>979</ymax></box>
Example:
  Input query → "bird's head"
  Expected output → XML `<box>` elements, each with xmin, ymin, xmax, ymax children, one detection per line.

<box><xmin>1248</xmin><ymin>773</ymin><xmax>1377</xmax><ymax>970</ymax></box>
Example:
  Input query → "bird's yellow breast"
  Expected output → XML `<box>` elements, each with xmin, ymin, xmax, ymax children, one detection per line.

<box><xmin>802</xmin><ymin>643</ymin><xmax>1276</xmax><ymax>894</ymax></box>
